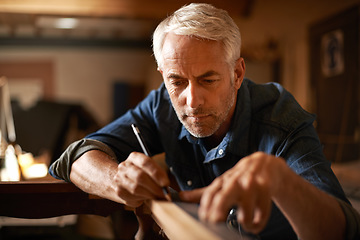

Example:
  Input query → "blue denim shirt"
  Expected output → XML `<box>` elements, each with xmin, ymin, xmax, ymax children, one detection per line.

<box><xmin>85</xmin><ymin>79</ymin><xmax>348</xmax><ymax>239</ymax></box>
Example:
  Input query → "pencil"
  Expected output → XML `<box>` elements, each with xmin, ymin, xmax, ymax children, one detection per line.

<box><xmin>131</xmin><ymin>124</ymin><xmax>172</xmax><ymax>201</ymax></box>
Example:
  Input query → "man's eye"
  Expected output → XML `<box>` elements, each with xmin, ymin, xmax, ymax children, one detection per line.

<box><xmin>170</xmin><ymin>79</ymin><xmax>186</xmax><ymax>86</ymax></box>
<box><xmin>174</xmin><ymin>81</ymin><xmax>183</xmax><ymax>86</ymax></box>
<box><xmin>202</xmin><ymin>79</ymin><xmax>217</xmax><ymax>84</ymax></box>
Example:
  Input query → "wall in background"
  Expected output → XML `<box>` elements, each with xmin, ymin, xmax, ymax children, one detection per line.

<box><xmin>236</xmin><ymin>0</ymin><xmax>359</xmax><ymax>111</ymax></box>
<box><xmin>0</xmin><ymin>47</ymin><xmax>157</xmax><ymax>125</ymax></box>
<box><xmin>0</xmin><ymin>0</ymin><xmax>358</xmax><ymax>126</ymax></box>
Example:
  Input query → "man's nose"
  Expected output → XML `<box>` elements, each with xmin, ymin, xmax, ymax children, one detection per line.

<box><xmin>186</xmin><ymin>82</ymin><xmax>203</xmax><ymax>108</ymax></box>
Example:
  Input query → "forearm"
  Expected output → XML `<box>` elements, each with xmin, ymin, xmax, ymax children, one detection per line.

<box><xmin>70</xmin><ymin>150</ymin><xmax>124</xmax><ymax>204</ymax></box>
<box><xmin>273</xmin><ymin>165</ymin><xmax>346</xmax><ymax>240</ymax></box>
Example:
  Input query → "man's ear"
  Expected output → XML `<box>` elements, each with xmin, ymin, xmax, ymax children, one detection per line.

<box><xmin>157</xmin><ymin>67</ymin><xmax>163</xmax><ymax>75</ymax></box>
<box><xmin>234</xmin><ymin>57</ymin><xmax>245</xmax><ymax>89</ymax></box>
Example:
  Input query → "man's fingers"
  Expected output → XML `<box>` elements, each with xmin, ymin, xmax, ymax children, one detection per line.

<box><xmin>198</xmin><ymin>172</ymin><xmax>272</xmax><ymax>235</ymax></box>
<box><xmin>129</xmin><ymin>152</ymin><xmax>170</xmax><ymax>187</ymax></box>
<box><xmin>243</xmin><ymin>189</ymin><xmax>272</xmax><ymax>233</ymax></box>
<box><xmin>123</xmin><ymin>162</ymin><xmax>164</xmax><ymax>197</ymax></box>
<box><xmin>113</xmin><ymin>184</ymin><xmax>147</xmax><ymax>208</ymax></box>
<box><xmin>117</xmin><ymin>157</ymin><xmax>164</xmax><ymax>198</ymax></box>
<box><xmin>179</xmin><ymin>187</ymin><xmax>206</xmax><ymax>203</ymax></box>
<box><xmin>199</xmin><ymin>178</ymin><xmax>226</xmax><ymax>221</ymax></box>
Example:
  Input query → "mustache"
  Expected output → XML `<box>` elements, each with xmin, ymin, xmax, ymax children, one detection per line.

<box><xmin>183</xmin><ymin>108</ymin><xmax>214</xmax><ymax>116</ymax></box>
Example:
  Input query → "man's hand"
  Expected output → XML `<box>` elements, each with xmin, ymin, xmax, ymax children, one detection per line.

<box><xmin>197</xmin><ymin>152</ymin><xmax>287</xmax><ymax>234</ymax></box>
<box><xmin>182</xmin><ymin>151</ymin><xmax>346</xmax><ymax>239</ymax></box>
<box><xmin>113</xmin><ymin>152</ymin><xmax>170</xmax><ymax>208</ymax></box>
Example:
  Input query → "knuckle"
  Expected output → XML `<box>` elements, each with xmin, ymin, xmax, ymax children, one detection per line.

<box><xmin>117</xmin><ymin>161</ymin><xmax>124</xmax><ymax>168</ymax></box>
<box><xmin>128</xmin><ymin>152</ymin><xmax>147</xmax><ymax>166</ymax></box>
<box><xmin>213</xmin><ymin>193</ymin><xmax>227</xmax><ymax>207</ymax></box>
<box><xmin>241</xmin><ymin>175</ymin><xmax>255</xmax><ymax>190</ymax></box>
<box><xmin>128</xmin><ymin>152</ymin><xmax>138</xmax><ymax>158</ymax></box>
<box><xmin>126</xmin><ymin>182</ymin><xmax>138</xmax><ymax>194</ymax></box>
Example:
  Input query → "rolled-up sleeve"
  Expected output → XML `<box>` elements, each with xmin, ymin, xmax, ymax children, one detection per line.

<box><xmin>48</xmin><ymin>138</ymin><xmax>117</xmax><ymax>182</ymax></box>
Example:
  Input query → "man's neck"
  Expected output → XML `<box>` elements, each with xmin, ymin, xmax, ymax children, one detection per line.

<box><xmin>203</xmin><ymin>135</ymin><xmax>223</xmax><ymax>151</ymax></box>
<box><xmin>203</xmin><ymin>118</ymin><xmax>233</xmax><ymax>150</ymax></box>
<box><xmin>204</xmin><ymin>101</ymin><xmax>236</xmax><ymax>150</ymax></box>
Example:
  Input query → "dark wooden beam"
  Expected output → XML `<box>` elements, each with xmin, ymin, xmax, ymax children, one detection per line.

<box><xmin>0</xmin><ymin>180</ymin><xmax>123</xmax><ymax>218</ymax></box>
<box><xmin>0</xmin><ymin>36</ymin><xmax>152</xmax><ymax>49</ymax></box>
<box><xmin>0</xmin><ymin>0</ymin><xmax>254</xmax><ymax>19</ymax></box>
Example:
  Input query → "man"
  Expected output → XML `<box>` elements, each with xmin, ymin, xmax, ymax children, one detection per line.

<box><xmin>50</xmin><ymin>3</ymin><xmax>360</xmax><ymax>239</ymax></box>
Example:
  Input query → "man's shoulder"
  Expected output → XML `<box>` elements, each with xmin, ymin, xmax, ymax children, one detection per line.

<box><xmin>245</xmin><ymin>79</ymin><xmax>315</xmax><ymax>131</ymax></box>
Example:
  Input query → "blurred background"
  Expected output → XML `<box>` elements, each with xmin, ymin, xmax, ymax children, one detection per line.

<box><xmin>0</xmin><ymin>0</ymin><xmax>359</xmax><ymax>238</ymax></box>
<box><xmin>0</xmin><ymin>0</ymin><xmax>359</xmax><ymax>163</ymax></box>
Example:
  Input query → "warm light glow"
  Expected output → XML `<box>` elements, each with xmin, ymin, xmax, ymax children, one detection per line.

<box><xmin>1</xmin><ymin>145</ymin><xmax>21</xmax><ymax>181</ymax></box>
<box><xmin>18</xmin><ymin>153</ymin><xmax>48</xmax><ymax>179</ymax></box>
<box><xmin>18</xmin><ymin>152</ymin><xmax>34</xmax><ymax>168</ymax></box>
<box><xmin>55</xmin><ymin>18</ymin><xmax>78</xmax><ymax>29</ymax></box>
<box><xmin>22</xmin><ymin>163</ymin><xmax>48</xmax><ymax>179</ymax></box>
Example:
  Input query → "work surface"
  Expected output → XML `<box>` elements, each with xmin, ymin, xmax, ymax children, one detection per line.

<box><xmin>0</xmin><ymin>179</ymin><xmax>122</xmax><ymax>218</ymax></box>
<box><xmin>1</xmin><ymin>160</ymin><xmax>359</xmax><ymax>240</ymax></box>
<box><xmin>0</xmin><ymin>179</ymin><xmax>256</xmax><ymax>239</ymax></box>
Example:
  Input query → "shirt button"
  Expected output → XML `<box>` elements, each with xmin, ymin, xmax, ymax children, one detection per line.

<box><xmin>218</xmin><ymin>149</ymin><xmax>224</xmax><ymax>155</ymax></box>
<box><xmin>187</xmin><ymin>180</ymin><xmax>192</xmax><ymax>186</ymax></box>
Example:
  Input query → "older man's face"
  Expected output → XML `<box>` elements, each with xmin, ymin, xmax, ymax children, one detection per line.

<box><xmin>159</xmin><ymin>33</ymin><xmax>244</xmax><ymax>141</ymax></box>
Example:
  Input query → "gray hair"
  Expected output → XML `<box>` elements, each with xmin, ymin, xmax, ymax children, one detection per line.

<box><xmin>152</xmin><ymin>3</ymin><xmax>241</xmax><ymax>69</ymax></box>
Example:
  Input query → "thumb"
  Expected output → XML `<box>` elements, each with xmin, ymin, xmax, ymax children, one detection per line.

<box><xmin>179</xmin><ymin>187</ymin><xmax>206</xmax><ymax>203</ymax></box>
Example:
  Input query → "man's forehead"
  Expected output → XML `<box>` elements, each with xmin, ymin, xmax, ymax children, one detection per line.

<box><xmin>161</xmin><ymin>58</ymin><xmax>228</xmax><ymax>77</ymax></box>
<box><xmin>162</xmin><ymin>33</ymin><xmax>224</xmax><ymax>58</ymax></box>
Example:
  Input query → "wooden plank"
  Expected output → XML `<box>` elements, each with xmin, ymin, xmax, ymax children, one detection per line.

<box><xmin>147</xmin><ymin>200</ymin><xmax>245</xmax><ymax>240</ymax></box>
<box><xmin>148</xmin><ymin>200</ymin><xmax>221</xmax><ymax>240</ymax></box>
